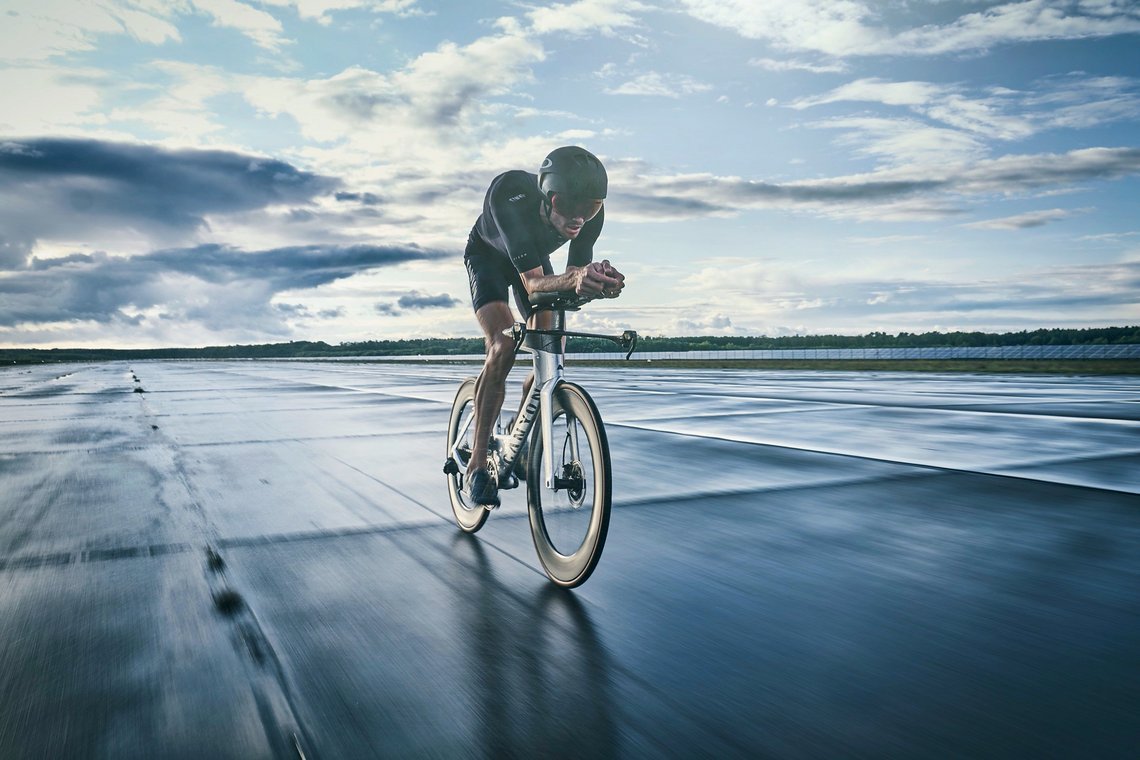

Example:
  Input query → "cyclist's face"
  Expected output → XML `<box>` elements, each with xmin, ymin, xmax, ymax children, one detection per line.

<box><xmin>549</xmin><ymin>194</ymin><xmax>603</xmax><ymax>238</ymax></box>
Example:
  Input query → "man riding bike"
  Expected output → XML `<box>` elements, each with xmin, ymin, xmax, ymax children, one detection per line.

<box><xmin>463</xmin><ymin>146</ymin><xmax>625</xmax><ymax>507</ymax></box>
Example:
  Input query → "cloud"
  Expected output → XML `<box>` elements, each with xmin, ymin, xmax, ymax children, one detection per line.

<box><xmin>0</xmin><ymin>243</ymin><xmax>447</xmax><ymax>332</ymax></box>
<box><xmin>397</xmin><ymin>291</ymin><xmax>462</xmax><ymax>309</ymax></box>
<box><xmin>1079</xmin><ymin>231</ymin><xmax>1140</xmax><ymax>244</ymax></box>
<box><xmin>0</xmin><ymin>0</ymin><xmax>292</xmax><ymax>60</ymax></box>
<box><xmin>615</xmin><ymin>146</ymin><xmax>1140</xmax><ymax>223</ymax></box>
<box><xmin>335</xmin><ymin>191</ymin><xmax>385</xmax><ymax>205</ymax></box>
<box><xmin>393</xmin><ymin>31</ymin><xmax>545</xmax><ymax>128</ymax></box>
<box><xmin>244</xmin><ymin>26</ymin><xmax>545</xmax><ymax>145</ymax></box>
<box><xmin>679</xmin><ymin>257</ymin><xmax>1140</xmax><ymax>332</ymax></box>
<box><xmin>809</xmin><ymin>116</ymin><xmax>990</xmax><ymax>167</ymax></box>
<box><xmin>0</xmin><ymin>66</ymin><xmax>111</xmax><ymax>135</ymax></box>
<box><xmin>952</xmin><ymin>147</ymin><xmax>1140</xmax><ymax>193</ymax></box>
<box><xmin>0</xmin><ymin>137</ymin><xmax>340</xmax><ymax>267</ymax></box>
<box><xmin>1025</xmin><ymin>74</ymin><xmax>1140</xmax><ymax>130</ymax></box>
<box><xmin>679</xmin><ymin>0</ymin><xmax>883</xmax><ymax>57</ymax></box>
<box><xmin>679</xmin><ymin>0</ymin><xmax>1140</xmax><ymax>57</ymax></box>
<box><xmin>234</xmin><ymin>4</ymin><xmax>639</xmax><ymax>171</ymax></box>
<box><xmin>190</xmin><ymin>0</ymin><xmax>290</xmax><ymax>51</ymax></box>
<box><xmin>257</xmin><ymin>0</ymin><xmax>424</xmax><ymax>24</ymax></box>
<box><xmin>604</xmin><ymin>72</ymin><xmax>713</xmax><ymax>98</ymax></box>
<box><xmin>890</xmin><ymin>1</ymin><xmax>1140</xmax><ymax>56</ymax></box>
<box><xmin>619</xmin><ymin>171</ymin><xmax>947</xmax><ymax>221</ymax></box>
<box><xmin>0</xmin><ymin>1</ymin><xmax>181</xmax><ymax>63</ymax></box>
<box><xmin>376</xmin><ymin>289</ymin><xmax>462</xmax><ymax>315</ymax></box>
<box><xmin>963</xmin><ymin>208</ymin><xmax>1079</xmax><ymax>230</ymax></box>
<box><xmin>791</xmin><ymin>78</ymin><xmax>949</xmax><ymax>109</ymax></box>
<box><xmin>527</xmin><ymin>0</ymin><xmax>648</xmax><ymax>36</ymax></box>
<box><xmin>1</xmin><ymin>59</ymin><xmax>247</xmax><ymax>141</ymax></box>
<box><xmin>670</xmin><ymin>313</ymin><xmax>736</xmax><ymax>334</ymax></box>
<box><xmin>789</xmin><ymin>74</ymin><xmax>1140</xmax><ymax>146</ymax></box>
<box><xmin>749</xmin><ymin>57</ymin><xmax>847</xmax><ymax>74</ymax></box>
<box><xmin>221</xmin><ymin>31</ymin><xmax>568</xmax><ymax>244</ymax></box>
<box><xmin>0</xmin><ymin>235</ymin><xmax>35</xmax><ymax>269</ymax></box>
<box><xmin>0</xmin><ymin>4</ymin><xmax>603</xmax><ymax>231</ymax></box>
<box><xmin>0</xmin><ymin>0</ymin><xmax>430</xmax><ymax>67</ymax></box>
<box><xmin>103</xmin><ymin>61</ymin><xmax>240</xmax><ymax>142</ymax></box>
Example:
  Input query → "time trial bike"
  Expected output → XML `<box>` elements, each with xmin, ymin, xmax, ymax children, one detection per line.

<box><xmin>443</xmin><ymin>291</ymin><xmax>637</xmax><ymax>588</ymax></box>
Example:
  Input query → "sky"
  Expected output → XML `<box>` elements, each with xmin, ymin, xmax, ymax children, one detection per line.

<box><xmin>1</xmin><ymin>0</ymin><xmax>1139</xmax><ymax>349</ymax></box>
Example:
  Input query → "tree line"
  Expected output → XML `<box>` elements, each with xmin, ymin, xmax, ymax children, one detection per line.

<box><xmin>2</xmin><ymin>326</ymin><xmax>1137</xmax><ymax>364</ymax></box>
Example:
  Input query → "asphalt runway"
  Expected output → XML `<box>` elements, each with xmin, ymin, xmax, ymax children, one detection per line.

<box><xmin>1</xmin><ymin>360</ymin><xmax>1138</xmax><ymax>758</ymax></box>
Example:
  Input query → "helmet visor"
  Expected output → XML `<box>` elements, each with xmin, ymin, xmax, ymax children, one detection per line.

<box><xmin>551</xmin><ymin>194</ymin><xmax>603</xmax><ymax>222</ymax></box>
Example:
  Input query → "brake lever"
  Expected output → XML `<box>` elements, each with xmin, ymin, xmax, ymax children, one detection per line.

<box><xmin>621</xmin><ymin>330</ymin><xmax>638</xmax><ymax>361</ymax></box>
<box><xmin>509</xmin><ymin>323</ymin><xmax>527</xmax><ymax>354</ymax></box>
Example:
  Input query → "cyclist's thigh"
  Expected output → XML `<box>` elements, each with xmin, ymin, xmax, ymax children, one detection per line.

<box><xmin>465</xmin><ymin>245</ymin><xmax>513</xmax><ymax>315</ymax></box>
<box><xmin>474</xmin><ymin>301</ymin><xmax>514</xmax><ymax>342</ymax></box>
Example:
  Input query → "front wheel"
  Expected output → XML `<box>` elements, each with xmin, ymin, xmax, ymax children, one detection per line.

<box><xmin>445</xmin><ymin>377</ymin><xmax>489</xmax><ymax>533</ymax></box>
<box><xmin>527</xmin><ymin>382</ymin><xmax>612</xmax><ymax>588</ymax></box>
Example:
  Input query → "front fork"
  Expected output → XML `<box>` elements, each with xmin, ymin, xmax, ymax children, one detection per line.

<box><xmin>529</xmin><ymin>341</ymin><xmax>572</xmax><ymax>492</ymax></box>
<box><xmin>497</xmin><ymin>358</ymin><xmax>573</xmax><ymax>493</ymax></box>
<box><xmin>491</xmin><ymin>375</ymin><xmax>565</xmax><ymax>492</ymax></box>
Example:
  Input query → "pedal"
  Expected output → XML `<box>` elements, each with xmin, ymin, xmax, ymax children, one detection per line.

<box><xmin>443</xmin><ymin>458</ymin><xmax>459</xmax><ymax>475</ymax></box>
<box><xmin>498</xmin><ymin>472</ymin><xmax>520</xmax><ymax>490</ymax></box>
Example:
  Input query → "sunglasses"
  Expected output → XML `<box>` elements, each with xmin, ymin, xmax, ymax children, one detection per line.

<box><xmin>551</xmin><ymin>194</ymin><xmax>603</xmax><ymax>221</ymax></box>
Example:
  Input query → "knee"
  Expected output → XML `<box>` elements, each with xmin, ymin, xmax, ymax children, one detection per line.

<box><xmin>484</xmin><ymin>333</ymin><xmax>515</xmax><ymax>376</ymax></box>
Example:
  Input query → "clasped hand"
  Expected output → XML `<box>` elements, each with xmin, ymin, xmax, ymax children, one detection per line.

<box><xmin>574</xmin><ymin>259</ymin><xmax>625</xmax><ymax>299</ymax></box>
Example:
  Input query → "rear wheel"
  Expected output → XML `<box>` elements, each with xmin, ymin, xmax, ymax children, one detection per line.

<box><xmin>445</xmin><ymin>377</ymin><xmax>489</xmax><ymax>533</ymax></box>
<box><xmin>526</xmin><ymin>382</ymin><xmax>611</xmax><ymax>588</ymax></box>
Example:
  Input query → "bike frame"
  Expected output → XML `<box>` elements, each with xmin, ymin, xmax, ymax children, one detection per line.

<box><xmin>521</xmin><ymin>310</ymin><xmax>571</xmax><ymax>492</ymax></box>
<box><xmin>448</xmin><ymin>312</ymin><xmax>568</xmax><ymax>492</ymax></box>
<box><xmin>447</xmin><ymin>298</ymin><xmax>636</xmax><ymax>493</ymax></box>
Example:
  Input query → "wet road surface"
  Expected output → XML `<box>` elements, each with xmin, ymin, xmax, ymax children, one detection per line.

<box><xmin>1</xmin><ymin>361</ymin><xmax>1138</xmax><ymax>758</ymax></box>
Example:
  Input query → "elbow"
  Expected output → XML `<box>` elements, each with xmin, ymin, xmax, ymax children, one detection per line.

<box><xmin>519</xmin><ymin>269</ymin><xmax>543</xmax><ymax>294</ymax></box>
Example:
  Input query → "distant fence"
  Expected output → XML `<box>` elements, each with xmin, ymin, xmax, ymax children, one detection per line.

<box><xmin>368</xmin><ymin>344</ymin><xmax>1140</xmax><ymax>362</ymax></box>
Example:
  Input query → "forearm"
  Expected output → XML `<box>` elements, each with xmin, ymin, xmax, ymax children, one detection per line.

<box><xmin>521</xmin><ymin>265</ymin><xmax>586</xmax><ymax>294</ymax></box>
<box><xmin>520</xmin><ymin>261</ymin><xmax>622</xmax><ymax>298</ymax></box>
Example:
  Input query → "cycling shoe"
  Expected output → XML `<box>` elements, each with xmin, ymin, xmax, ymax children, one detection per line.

<box><xmin>466</xmin><ymin>468</ymin><xmax>500</xmax><ymax>509</ymax></box>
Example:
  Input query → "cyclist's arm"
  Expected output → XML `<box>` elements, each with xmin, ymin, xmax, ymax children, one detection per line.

<box><xmin>520</xmin><ymin>262</ymin><xmax>620</xmax><ymax>298</ymax></box>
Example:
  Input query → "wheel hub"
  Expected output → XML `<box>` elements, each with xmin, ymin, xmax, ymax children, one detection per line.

<box><xmin>558</xmin><ymin>461</ymin><xmax>586</xmax><ymax>506</ymax></box>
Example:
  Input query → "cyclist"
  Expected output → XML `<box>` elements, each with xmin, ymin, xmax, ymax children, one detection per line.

<box><xmin>463</xmin><ymin>145</ymin><xmax>625</xmax><ymax>507</ymax></box>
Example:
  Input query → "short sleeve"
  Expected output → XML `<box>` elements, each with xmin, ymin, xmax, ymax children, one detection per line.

<box><xmin>486</xmin><ymin>173</ymin><xmax>545</xmax><ymax>272</ymax></box>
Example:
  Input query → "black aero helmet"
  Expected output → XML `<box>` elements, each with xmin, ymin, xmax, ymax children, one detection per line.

<box><xmin>538</xmin><ymin>146</ymin><xmax>607</xmax><ymax>202</ymax></box>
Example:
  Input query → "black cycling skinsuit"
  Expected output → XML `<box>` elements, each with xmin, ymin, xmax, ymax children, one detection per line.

<box><xmin>465</xmin><ymin>170</ymin><xmax>604</xmax><ymax>317</ymax></box>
